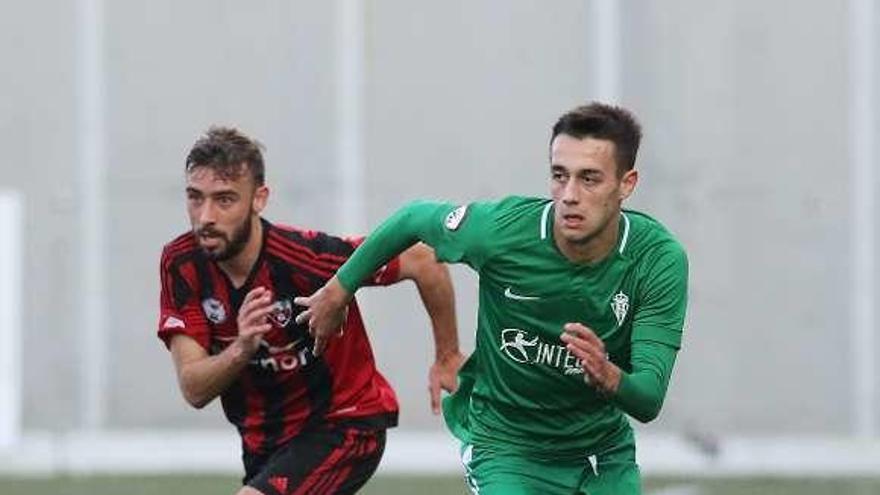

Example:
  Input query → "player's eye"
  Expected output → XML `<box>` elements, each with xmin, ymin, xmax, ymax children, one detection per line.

<box><xmin>217</xmin><ymin>195</ymin><xmax>236</xmax><ymax>207</ymax></box>
<box><xmin>551</xmin><ymin>171</ymin><xmax>567</xmax><ymax>183</ymax></box>
<box><xmin>580</xmin><ymin>173</ymin><xmax>601</xmax><ymax>186</ymax></box>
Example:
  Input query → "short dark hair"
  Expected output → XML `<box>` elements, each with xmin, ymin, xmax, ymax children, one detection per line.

<box><xmin>185</xmin><ymin>126</ymin><xmax>266</xmax><ymax>185</ymax></box>
<box><xmin>550</xmin><ymin>102</ymin><xmax>642</xmax><ymax>175</ymax></box>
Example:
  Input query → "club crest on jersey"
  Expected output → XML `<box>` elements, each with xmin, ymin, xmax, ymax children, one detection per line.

<box><xmin>270</xmin><ymin>297</ymin><xmax>294</xmax><ymax>328</ymax></box>
<box><xmin>201</xmin><ymin>297</ymin><xmax>228</xmax><ymax>324</ymax></box>
<box><xmin>444</xmin><ymin>205</ymin><xmax>468</xmax><ymax>231</ymax></box>
<box><xmin>610</xmin><ymin>291</ymin><xmax>629</xmax><ymax>326</ymax></box>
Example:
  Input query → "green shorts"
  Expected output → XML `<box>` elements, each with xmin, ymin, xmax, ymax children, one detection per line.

<box><xmin>459</xmin><ymin>428</ymin><xmax>640</xmax><ymax>495</ymax></box>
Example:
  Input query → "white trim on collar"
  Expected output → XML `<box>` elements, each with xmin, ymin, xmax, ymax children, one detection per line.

<box><xmin>619</xmin><ymin>212</ymin><xmax>631</xmax><ymax>254</ymax></box>
<box><xmin>540</xmin><ymin>202</ymin><xmax>553</xmax><ymax>240</ymax></box>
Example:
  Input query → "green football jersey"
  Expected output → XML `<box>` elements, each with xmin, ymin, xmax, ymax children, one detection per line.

<box><xmin>337</xmin><ymin>195</ymin><xmax>688</xmax><ymax>460</ymax></box>
<box><xmin>419</xmin><ymin>196</ymin><xmax>687</xmax><ymax>459</ymax></box>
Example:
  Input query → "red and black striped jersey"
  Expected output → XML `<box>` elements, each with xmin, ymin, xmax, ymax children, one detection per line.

<box><xmin>157</xmin><ymin>219</ymin><xmax>400</xmax><ymax>456</ymax></box>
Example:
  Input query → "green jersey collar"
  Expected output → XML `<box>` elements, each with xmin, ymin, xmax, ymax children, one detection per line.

<box><xmin>619</xmin><ymin>211</ymin><xmax>631</xmax><ymax>255</ymax></box>
<box><xmin>540</xmin><ymin>201</ymin><xmax>553</xmax><ymax>240</ymax></box>
<box><xmin>540</xmin><ymin>201</ymin><xmax>633</xmax><ymax>257</ymax></box>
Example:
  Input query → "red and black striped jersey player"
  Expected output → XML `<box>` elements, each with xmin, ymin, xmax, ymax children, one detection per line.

<box><xmin>157</xmin><ymin>127</ymin><xmax>463</xmax><ymax>495</ymax></box>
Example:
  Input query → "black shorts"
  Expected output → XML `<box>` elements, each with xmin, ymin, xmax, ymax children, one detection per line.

<box><xmin>243</xmin><ymin>424</ymin><xmax>387</xmax><ymax>495</ymax></box>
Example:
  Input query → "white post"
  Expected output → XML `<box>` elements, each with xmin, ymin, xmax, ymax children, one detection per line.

<box><xmin>336</xmin><ymin>0</ymin><xmax>365</xmax><ymax>234</ymax></box>
<box><xmin>850</xmin><ymin>0</ymin><xmax>876</xmax><ymax>438</ymax></box>
<box><xmin>592</xmin><ymin>0</ymin><xmax>621</xmax><ymax>103</ymax></box>
<box><xmin>76</xmin><ymin>0</ymin><xmax>107</xmax><ymax>430</ymax></box>
<box><xmin>0</xmin><ymin>191</ymin><xmax>23</xmax><ymax>449</ymax></box>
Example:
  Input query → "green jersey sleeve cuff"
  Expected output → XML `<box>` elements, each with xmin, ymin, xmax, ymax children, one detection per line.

<box><xmin>630</xmin><ymin>325</ymin><xmax>682</xmax><ymax>349</ymax></box>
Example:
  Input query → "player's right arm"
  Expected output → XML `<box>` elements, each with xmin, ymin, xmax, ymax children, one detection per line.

<box><xmin>158</xmin><ymin>244</ymin><xmax>276</xmax><ymax>408</ymax></box>
<box><xmin>295</xmin><ymin>199</ymin><xmax>489</xmax><ymax>355</ymax></box>
<box><xmin>169</xmin><ymin>287</ymin><xmax>274</xmax><ymax>409</ymax></box>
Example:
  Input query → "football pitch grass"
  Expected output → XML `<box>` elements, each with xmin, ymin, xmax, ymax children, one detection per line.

<box><xmin>2</xmin><ymin>475</ymin><xmax>880</xmax><ymax>494</ymax></box>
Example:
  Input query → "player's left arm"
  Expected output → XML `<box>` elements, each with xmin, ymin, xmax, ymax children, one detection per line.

<box><xmin>610</xmin><ymin>340</ymin><xmax>678</xmax><ymax>423</ymax></box>
<box><xmin>395</xmin><ymin>243</ymin><xmax>463</xmax><ymax>414</ymax></box>
<box><xmin>562</xmin><ymin>326</ymin><xmax>681</xmax><ymax>425</ymax></box>
<box><xmin>563</xmin><ymin>244</ymin><xmax>688</xmax><ymax>423</ymax></box>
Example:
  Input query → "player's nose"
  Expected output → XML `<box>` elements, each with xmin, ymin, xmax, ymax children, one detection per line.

<box><xmin>561</xmin><ymin>178</ymin><xmax>580</xmax><ymax>204</ymax></box>
<box><xmin>198</xmin><ymin>199</ymin><xmax>219</xmax><ymax>224</ymax></box>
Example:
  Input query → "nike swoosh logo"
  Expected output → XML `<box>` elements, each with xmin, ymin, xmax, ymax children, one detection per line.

<box><xmin>504</xmin><ymin>287</ymin><xmax>540</xmax><ymax>301</ymax></box>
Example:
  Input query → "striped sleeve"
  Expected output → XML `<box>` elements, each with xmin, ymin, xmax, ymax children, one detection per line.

<box><xmin>157</xmin><ymin>244</ymin><xmax>210</xmax><ymax>350</ymax></box>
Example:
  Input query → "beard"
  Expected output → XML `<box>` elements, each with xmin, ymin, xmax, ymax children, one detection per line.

<box><xmin>197</xmin><ymin>214</ymin><xmax>253</xmax><ymax>262</ymax></box>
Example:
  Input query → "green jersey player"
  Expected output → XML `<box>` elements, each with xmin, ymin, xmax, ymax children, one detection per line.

<box><xmin>296</xmin><ymin>102</ymin><xmax>688</xmax><ymax>494</ymax></box>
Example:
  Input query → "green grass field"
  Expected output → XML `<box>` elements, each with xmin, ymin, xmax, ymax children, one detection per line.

<box><xmin>2</xmin><ymin>475</ymin><xmax>880</xmax><ymax>495</ymax></box>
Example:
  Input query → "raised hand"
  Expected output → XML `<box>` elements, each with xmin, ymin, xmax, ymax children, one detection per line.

<box><xmin>560</xmin><ymin>323</ymin><xmax>621</xmax><ymax>395</ymax></box>
<box><xmin>236</xmin><ymin>286</ymin><xmax>275</xmax><ymax>355</ymax></box>
<box><xmin>293</xmin><ymin>277</ymin><xmax>352</xmax><ymax>356</ymax></box>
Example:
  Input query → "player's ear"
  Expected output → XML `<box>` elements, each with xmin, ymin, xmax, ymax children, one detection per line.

<box><xmin>619</xmin><ymin>169</ymin><xmax>638</xmax><ymax>201</ymax></box>
<box><xmin>253</xmin><ymin>185</ymin><xmax>269</xmax><ymax>213</ymax></box>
